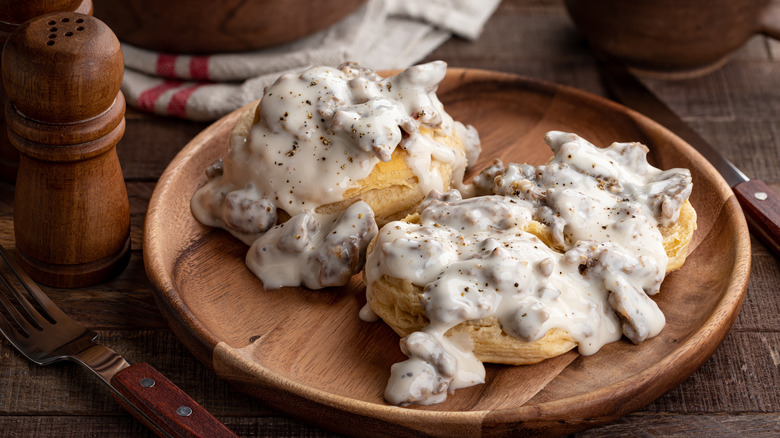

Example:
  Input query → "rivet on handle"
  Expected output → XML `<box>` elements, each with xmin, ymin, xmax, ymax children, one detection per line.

<box><xmin>177</xmin><ymin>406</ymin><xmax>193</xmax><ymax>417</ymax></box>
<box><xmin>754</xmin><ymin>192</ymin><xmax>768</xmax><ymax>201</ymax></box>
<box><xmin>140</xmin><ymin>378</ymin><xmax>156</xmax><ymax>388</ymax></box>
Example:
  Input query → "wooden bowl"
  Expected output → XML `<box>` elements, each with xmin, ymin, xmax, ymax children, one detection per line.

<box><xmin>144</xmin><ymin>69</ymin><xmax>751</xmax><ymax>436</ymax></box>
<box><xmin>564</xmin><ymin>0</ymin><xmax>780</xmax><ymax>78</ymax></box>
<box><xmin>92</xmin><ymin>0</ymin><xmax>366</xmax><ymax>54</ymax></box>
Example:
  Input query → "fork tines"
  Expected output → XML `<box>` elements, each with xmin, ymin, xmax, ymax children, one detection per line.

<box><xmin>0</xmin><ymin>245</ymin><xmax>53</xmax><ymax>338</ymax></box>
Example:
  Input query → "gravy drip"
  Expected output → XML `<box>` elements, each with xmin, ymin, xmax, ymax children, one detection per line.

<box><xmin>190</xmin><ymin>61</ymin><xmax>477</xmax><ymax>288</ymax></box>
<box><xmin>365</xmin><ymin>131</ymin><xmax>693</xmax><ymax>405</ymax></box>
<box><xmin>246</xmin><ymin>201</ymin><xmax>378</xmax><ymax>289</ymax></box>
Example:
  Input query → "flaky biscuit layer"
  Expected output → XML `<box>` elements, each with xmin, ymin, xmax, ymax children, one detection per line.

<box><xmin>366</xmin><ymin>199</ymin><xmax>697</xmax><ymax>365</ymax></box>
<box><xmin>232</xmin><ymin>102</ymin><xmax>466</xmax><ymax>227</ymax></box>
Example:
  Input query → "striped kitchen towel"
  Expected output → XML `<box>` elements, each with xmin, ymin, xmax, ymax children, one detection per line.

<box><xmin>121</xmin><ymin>0</ymin><xmax>501</xmax><ymax>121</ymax></box>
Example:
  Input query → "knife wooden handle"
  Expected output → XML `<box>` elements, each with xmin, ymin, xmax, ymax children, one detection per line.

<box><xmin>733</xmin><ymin>179</ymin><xmax>780</xmax><ymax>254</ymax></box>
<box><xmin>110</xmin><ymin>362</ymin><xmax>238</xmax><ymax>438</ymax></box>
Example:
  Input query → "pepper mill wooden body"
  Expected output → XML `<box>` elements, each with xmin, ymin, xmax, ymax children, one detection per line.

<box><xmin>3</xmin><ymin>12</ymin><xmax>130</xmax><ymax>288</ymax></box>
<box><xmin>0</xmin><ymin>0</ymin><xmax>93</xmax><ymax>183</ymax></box>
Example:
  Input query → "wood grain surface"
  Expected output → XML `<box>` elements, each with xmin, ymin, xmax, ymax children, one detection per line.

<box><xmin>0</xmin><ymin>1</ymin><xmax>778</xmax><ymax>437</ymax></box>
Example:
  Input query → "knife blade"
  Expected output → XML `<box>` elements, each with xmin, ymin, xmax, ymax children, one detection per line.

<box><xmin>596</xmin><ymin>55</ymin><xmax>780</xmax><ymax>255</ymax></box>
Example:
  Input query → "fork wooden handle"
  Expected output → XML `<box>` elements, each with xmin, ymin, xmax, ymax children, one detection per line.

<box><xmin>110</xmin><ymin>362</ymin><xmax>238</xmax><ymax>438</ymax></box>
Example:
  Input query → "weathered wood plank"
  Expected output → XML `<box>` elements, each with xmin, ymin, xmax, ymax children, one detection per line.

<box><xmin>117</xmin><ymin>116</ymin><xmax>211</xmax><ymax>181</ymax></box>
<box><xmin>4</xmin><ymin>412</ymin><xmax>775</xmax><ymax>438</ymax></box>
<box><xmin>735</xmin><ymin>252</ymin><xmax>780</xmax><ymax>330</ymax></box>
<box><xmin>684</xmin><ymin>119</ymin><xmax>780</xmax><ymax>183</ymax></box>
<box><xmin>578</xmin><ymin>413</ymin><xmax>780</xmax><ymax>437</ymax></box>
<box><xmin>645</xmin><ymin>61</ymin><xmax>780</xmax><ymax>123</ymax></box>
<box><xmin>646</xmin><ymin>331</ymin><xmax>780</xmax><ymax>414</ymax></box>
<box><xmin>0</xmin><ymin>330</ymin><xmax>269</xmax><ymax>416</ymax></box>
<box><xmin>0</xmin><ymin>416</ymin><xmax>157</xmax><ymax>438</ymax></box>
<box><xmin>0</xmin><ymin>415</ymin><xmax>346</xmax><ymax>438</ymax></box>
<box><xmin>422</xmin><ymin>0</ymin><xmax>610</xmax><ymax>98</ymax></box>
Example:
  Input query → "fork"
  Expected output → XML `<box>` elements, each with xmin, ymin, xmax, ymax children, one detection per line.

<box><xmin>0</xmin><ymin>244</ymin><xmax>238</xmax><ymax>438</ymax></box>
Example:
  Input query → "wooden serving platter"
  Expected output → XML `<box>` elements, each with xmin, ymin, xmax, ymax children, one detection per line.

<box><xmin>143</xmin><ymin>68</ymin><xmax>751</xmax><ymax>436</ymax></box>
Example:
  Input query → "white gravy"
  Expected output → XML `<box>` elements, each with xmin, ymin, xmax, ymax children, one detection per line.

<box><xmin>188</xmin><ymin>60</ymin><xmax>694</xmax><ymax>407</ymax></box>
<box><xmin>190</xmin><ymin>61</ymin><xmax>477</xmax><ymax>288</ymax></box>
<box><xmin>245</xmin><ymin>201</ymin><xmax>378</xmax><ymax>290</ymax></box>
<box><xmin>364</xmin><ymin>131</ymin><xmax>693</xmax><ymax>406</ymax></box>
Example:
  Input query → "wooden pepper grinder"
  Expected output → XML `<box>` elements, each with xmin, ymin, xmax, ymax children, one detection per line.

<box><xmin>0</xmin><ymin>0</ymin><xmax>93</xmax><ymax>183</ymax></box>
<box><xmin>3</xmin><ymin>12</ymin><xmax>130</xmax><ymax>288</ymax></box>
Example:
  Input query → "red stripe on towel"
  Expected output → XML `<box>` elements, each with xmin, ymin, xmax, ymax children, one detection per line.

<box><xmin>167</xmin><ymin>84</ymin><xmax>205</xmax><ymax>118</ymax></box>
<box><xmin>156</xmin><ymin>54</ymin><xmax>178</xmax><ymax>78</ymax></box>
<box><xmin>189</xmin><ymin>56</ymin><xmax>210</xmax><ymax>80</ymax></box>
<box><xmin>136</xmin><ymin>81</ymin><xmax>180</xmax><ymax>112</ymax></box>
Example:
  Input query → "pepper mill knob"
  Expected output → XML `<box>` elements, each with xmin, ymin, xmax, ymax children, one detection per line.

<box><xmin>0</xmin><ymin>0</ymin><xmax>93</xmax><ymax>183</ymax></box>
<box><xmin>3</xmin><ymin>12</ymin><xmax>130</xmax><ymax>288</ymax></box>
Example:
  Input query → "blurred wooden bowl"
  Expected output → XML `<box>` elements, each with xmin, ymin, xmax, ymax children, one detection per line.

<box><xmin>564</xmin><ymin>0</ymin><xmax>780</xmax><ymax>78</ymax></box>
<box><xmin>93</xmin><ymin>0</ymin><xmax>366</xmax><ymax>54</ymax></box>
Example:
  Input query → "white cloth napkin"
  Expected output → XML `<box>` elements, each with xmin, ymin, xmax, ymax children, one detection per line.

<box><xmin>121</xmin><ymin>0</ymin><xmax>501</xmax><ymax>121</ymax></box>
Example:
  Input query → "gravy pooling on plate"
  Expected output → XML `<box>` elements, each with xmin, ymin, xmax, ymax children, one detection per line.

<box><xmin>190</xmin><ymin>61</ymin><xmax>478</xmax><ymax>288</ymax></box>
<box><xmin>363</xmin><ymin>131</ymin><xmax>694</xmax><ymax>406</ymax></box>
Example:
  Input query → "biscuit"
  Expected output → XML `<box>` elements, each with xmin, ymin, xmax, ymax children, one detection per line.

<box><xmin>661</xmin><ymin>199</ymin><xmax>697</xmax><ymax>272</ymax></box>
<box><xmin>230</xmin><ymin>102</ymin><xmax>467</xmax><ymax>228</ymax></box>
<box><xmin>365</xmin><ymin>196</ymin><xmax>697</xmax><ymax>366</ymax></box>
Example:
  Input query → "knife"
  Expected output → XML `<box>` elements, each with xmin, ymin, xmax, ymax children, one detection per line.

<box><xmin>596</xmin><ymin>55</ymin><xmax>780</xmax><ymax>255</ymax></box>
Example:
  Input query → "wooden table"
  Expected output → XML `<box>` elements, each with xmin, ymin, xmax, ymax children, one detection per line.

<box><xmin>1</xmin><ymin>1</ymin><xmax>778</xmax><ymax>436</ymax></box>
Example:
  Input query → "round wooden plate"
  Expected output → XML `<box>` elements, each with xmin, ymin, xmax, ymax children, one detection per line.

<box><xmin>144</xmin><ymin>68</ymin><xmax>751</xmax><ymax>437</ymax></box>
